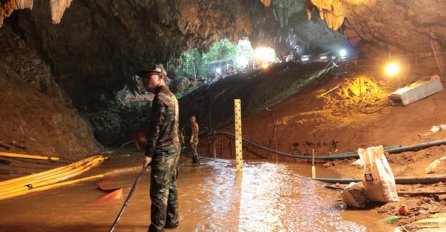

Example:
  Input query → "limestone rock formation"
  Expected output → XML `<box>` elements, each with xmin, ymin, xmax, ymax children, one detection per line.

<box><xmin>8</xmin><ymin>0</ymin><xmax>253</xmax><ymax>109</ymax></box>
<box><xmin>0</xmin><ymin>0</ymin><xmax>33</xmax><ymax>28</ymax></box>
<box><xmin>86</xmin><ymin>101</ymin><xmax>149</xmax><ymax>146</ymax></box>
<box><xmin>0</xmin><ymin>0</ymin><xmax>347</xmax><ymax>146</ymax></box>
<box><xmin>342</xmin><ymin>0</ymin><xmax>446</xmax><ymax>56</ymax></box>
<box><xmin>7</xmin><ymin>0</ymin><xmax>446</xmax><ymax>146</ymax></box>
<box><xmin>307</xmin><ymin>0</ymin><xmax>347</xmax><ymax>30</ymax></box>
<box><xmin>170</xmin><ymin>77</ymin><xmax>191</xmax><ymax>94</ymax></box>
<box><xmin>0</xmin><ymin>26</ymin><xmax>72</xmax><ymax>106</ymax></box>
<box><xmin>0</xmin><ymin>0</ymin><xmax>72</xmax><ymax>27</ymax></box>
<box><xmin>49</xmin><ymin>0</ymin><xmax>72</xmax><ymax>24</ymax></box>
<box><xmin>0</xmin><ymin>63</ymin><xmax>100</xmax><ymax>157</ymax></box>
<box><xmin>306</xmin><ymin>0</ymin><xmax>446</xmax><ymax>57</ymax></box>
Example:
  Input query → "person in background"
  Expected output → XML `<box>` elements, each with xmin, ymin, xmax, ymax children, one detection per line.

<box><xmin>189</xmin><ymin>115</ymin><xmax>200</xmax><ymax>164</ymax></box>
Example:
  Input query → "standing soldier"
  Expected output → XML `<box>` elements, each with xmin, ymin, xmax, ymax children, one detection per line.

<box><xmin>189</xmin><ymin>115</ymin><xmax>200</xmax><ymax>164</ymax></box>
<box><xmin>139</xmin><ymin>64</ymin><xmax>180</xmax><ymax>232</ymax></box>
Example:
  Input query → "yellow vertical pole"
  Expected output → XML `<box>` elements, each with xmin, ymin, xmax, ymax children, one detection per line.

<box><xmin>234</xmin><ymin>99</ymin><xmax>243</xmax><ymax>171</ymax></box>
<box><xmin>311</xmin><ymin>149</ymin><xmax>316</xmax><ymax>178</ymax></box>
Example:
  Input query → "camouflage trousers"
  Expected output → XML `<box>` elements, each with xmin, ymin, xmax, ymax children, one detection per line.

<box><xmin>191</xmin><ymin>142</ymin><xmax>199</xmax><ymax>163</ymax></box>
<box><xmin>148</xmin><ymin>152</ymin><xmax>180</xmax><ymax>232</ymax></box>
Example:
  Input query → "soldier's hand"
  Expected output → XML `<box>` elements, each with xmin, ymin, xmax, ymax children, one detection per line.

<box><xmin>143</xmin><ymin>156</ymin><xmax>152</xmax><ymax>171</ymax></box>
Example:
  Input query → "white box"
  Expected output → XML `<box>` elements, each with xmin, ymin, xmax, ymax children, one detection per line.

<box><xmin>389</xmin><ymin>79</ymin><xmax>444</xmax><ymax>106</ymax></box>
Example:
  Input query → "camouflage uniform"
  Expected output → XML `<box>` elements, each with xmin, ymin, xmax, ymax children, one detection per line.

<box><xmin>190</xmin><ymin>121</ymin><xmax>199</xmax><ymax>163</ymax></box>
<box><xmin>145</xmin><ymin>85</ymin><xmax>180</xmax><ymax>232</ymax></box>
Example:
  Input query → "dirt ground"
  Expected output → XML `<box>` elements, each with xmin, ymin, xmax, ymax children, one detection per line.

<box><xmin>0</xmin><ymin>63</ymin><xmax>100</xmax><ymax>180</ymax></box>
<box><xmin>197</xmin><ymin>69</ymin><xmax>446</xmax><ymax>228</ymax></box>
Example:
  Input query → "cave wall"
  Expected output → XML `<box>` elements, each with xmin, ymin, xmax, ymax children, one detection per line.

<box><xmin>6</xmin><ymin>0</ymin><xmax>254</xmax><ymax>110</ymax></box>
<box><xmin>0</xmin><ymin>62</ymin><xmax>100</xmax><ymax>158</ymax></box>
<box><xmin>342</xmin><ymin>0</ymin><xmax>446</xmax><ymax>57</ymax></box>
<box><xmin>1</xmin><ymin>0</ymin><xmax>446</xmax><ymax>148</ymax></box>
<box><xmin>0</xmin><ymin>0</ymin><xmax>350</xmax><ymax>146</ymax></box>
<box><xmin>5</xmin><ymin>0</ymin><xmax>446</xmax><ymax>110</ymax></box>
<box><xmin>1</xmin><ymin>0</ymin><xmax>349</xmax><ymax>109</ymax></box>
<box><xmin>305</xmin><ymin>0</ymin><xmax>446</xmax><ymax>58</ymax></box>
<box><xmin>0</xmin><ymin>25</ymin><xmax>71</xmax><ymax>106</ymax></box>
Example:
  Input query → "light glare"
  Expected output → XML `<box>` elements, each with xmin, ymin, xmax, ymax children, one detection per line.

<box><xmin>385</xmin><ymin>62</ymin><xmax>400</xmax><ymax>77</ymax></box>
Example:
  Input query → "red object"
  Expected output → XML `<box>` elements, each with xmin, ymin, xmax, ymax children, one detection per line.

<box><xmin>133</xmin><ymin>132</ymin><xmax>147</xmax><ymax>150</ymax></box>
<box><xmin>398</xmin><ymin>206</ymin><xmax>408</xmax><ymax>216</ymax></box>
<box><xmin>97</xmin><ymin>178</ymin><xmax>122</xmax><ymax>192</ymax></box>
<box><xmin>94</xmin><ymin>188</ymin><xmax>123</xmax><ymax>203</ymax></box>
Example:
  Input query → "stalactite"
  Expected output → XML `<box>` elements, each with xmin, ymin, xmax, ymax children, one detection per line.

<box><xmin>306</xmin><ymin>0</ymin><xmax>369</xmax><ymax>31</ymax></box>
<box><xmin>50</xmin><ymin>0</ymin><xmax>73</xmax><ymax>24</ymax></box>
<box><xmin>260</xmin><ymin>0</ymin><xmax>271</xmax><ymax>7</ymax></box>
<box><xmin>307</xmin><ymin>0</ymin><xmax>346</xmax><ymax>30</ymax></box>
<box><xmin>269</xmin><ymin>0</ymin><xmax>304</xmax><ymax>28</ymax></box>
<box><xmin>0</xmin><ymin>0</ymin><xmax>33</xmax><ymax>27</ymax></box>
<box><xmin>0</xmin><ymin>0</ymin><xmax>72</xmax><ymax>28</ymax></box>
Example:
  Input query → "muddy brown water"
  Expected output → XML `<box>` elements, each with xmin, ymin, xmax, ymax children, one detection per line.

<box><xmin>0</xmin><ymin>153</ymin><xmax>395</xmax><ymax>232</ymax></box>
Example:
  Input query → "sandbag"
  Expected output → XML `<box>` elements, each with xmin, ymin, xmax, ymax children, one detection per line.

<box><xmin>358</xmin><ymin>145</ymin><xmax>399</xmax><ymax>202</ymax></box>
<box><xmin>342</xmin><ymin>182</ymin><xmax>368</xmax><ymax>208</ymax></box>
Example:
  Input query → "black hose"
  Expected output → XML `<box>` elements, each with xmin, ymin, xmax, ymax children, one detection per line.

<box><xmin>108</xmin><ymin>165</ymin><xmax>148</xmax><ymax>232</ymax></box>
<box><xmin>214</xmin><ymin>131</ymin><xmax>446</xmax><ymax>160</ymax></box>
<box><xmin>313</xmin><ymin>175</ymin><xmax>446</xmax><ymax>185</ymax></box>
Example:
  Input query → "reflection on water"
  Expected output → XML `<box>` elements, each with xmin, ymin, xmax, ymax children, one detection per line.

<box><xmin>0</xmin><ymin>156</ymin><xmax>393</xmax><ymax>232</ymax></box>
<box><xmin>185</xmin><ymin>161</ymin><xmax>370</xmax><ymax>232</ymax></box>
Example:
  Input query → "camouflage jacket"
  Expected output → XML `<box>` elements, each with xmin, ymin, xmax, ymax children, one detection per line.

<box><xmin>190</xmin><ymin>122</ymin><xmax>199</xmax><ymax>144</ymax></box>
<box><xmin>145</xmin><ymin>85</ymin><xmax>180</xmax><ymax>157</ymax></box>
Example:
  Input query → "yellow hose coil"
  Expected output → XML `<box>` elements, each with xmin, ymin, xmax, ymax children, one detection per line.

<box><xmin>0</xmin><ymin>155</ymin><xmax>105</xmax><ymax>200</ymax></box>
<box><xmin>0</xmin><ymin>174</ymin><xmax>105</xmax><ymax>201</ymax></box>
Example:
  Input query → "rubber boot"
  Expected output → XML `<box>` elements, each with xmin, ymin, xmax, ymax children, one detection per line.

<box><xmin>192</xmin><ymin>155</ymin><xmax>199</xmax><ymax>164</ymax></box>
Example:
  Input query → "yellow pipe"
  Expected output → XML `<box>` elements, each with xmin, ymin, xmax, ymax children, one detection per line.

<box><xmin>0</xmin><ymin>157</ymin><xmax>96</xmax><ymax>188</ymax></box>
<box><xmin>0</xmin><ymin>156</ymin><xmax>98</xmax><ymax>188</ymax></box>
<box><xmin>0</xmin><ymin>156</ymin><xmax>95</xmax><ymax>187</ymax></box>
<box><xmin>0</xmin><ymin>151</ymin><xmax>59</xmax><ymax>161</ymax></box>
<box><xmin>0</xmin><ymin>174</ymin><xmax>105</xmax><ymax>201</ymax></box>
<box><xmin>0</xmin><ymin>156</ymin><xmax>104</xmax><ymax>199</ymax></box>
<box><xmin>0</xmin><ymin>164</ymin><xmax>99</xmax><ymax>197</ymax></box>
<box><xmin>0</xmin><ymin>157</ymin><xmax>104</xmax><ymax>194</ymax></box>
<box><xmin>0</xmin><ymin>158</ymin><xmax>103</xmax><ymax>194</ymax></box>
<box><xmin>0</xmin><ymin>159</ymin><xmax>104</xmax><ymax>199</ymax></box>
<box><xmin>234</xmin><ymin>99</ymin><xmax>243</xmax><ymax>172</ymax></box>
